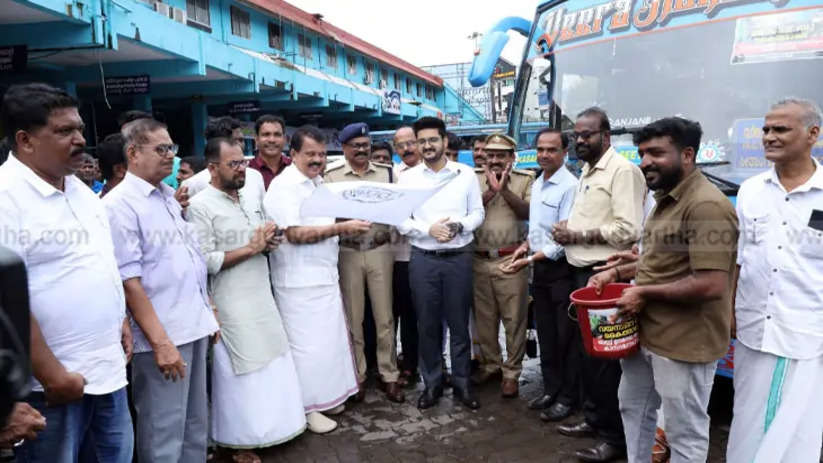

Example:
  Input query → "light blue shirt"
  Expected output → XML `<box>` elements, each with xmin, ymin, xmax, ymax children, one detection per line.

<box><xmin>103</xmin><ymin>172</ymin><xmax>218</xmax><ymax>353</ymax></box>
<box><xmin>528</xmin><ymin>166</ymin><xmax>578</xmax><ymax>260</ymax></box>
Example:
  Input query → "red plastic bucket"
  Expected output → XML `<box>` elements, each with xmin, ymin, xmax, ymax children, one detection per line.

<box><xmin>569</xmin><ymin>283</ymin><xmax>639</xmax><ymax>359</ymax></box>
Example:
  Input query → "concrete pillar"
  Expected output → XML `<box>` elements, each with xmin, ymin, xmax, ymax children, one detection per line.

<box><xmin>133</xmin><ymin>94</ymin><xmax>152</xmax><ymax>112</ymax></box>
<box><xmin>192</xmin><ymin>101</ymin><xmax>208</xmax><ymax>157</ymax></box>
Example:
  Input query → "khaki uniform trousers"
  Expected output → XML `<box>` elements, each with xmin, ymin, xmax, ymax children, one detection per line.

<box><xmin>472</xmin><ymin>254</ymin><xmax>529</xmax><ymax>380</ymax></box>
<box><xmin>338</xmin><ymin>244</ymin><xmax>399</xmax><ymax>383</ymax></box>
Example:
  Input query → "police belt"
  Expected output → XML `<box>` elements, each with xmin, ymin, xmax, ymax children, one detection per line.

<box><xmin>473</xmin><ymin>244</ymin><xmax>520</xmax><ymax>259</ymax></box>
<box><xmin>340</xmin><ymin>233</ymin><xmax>390</xmax><ymax>251</ymax></box>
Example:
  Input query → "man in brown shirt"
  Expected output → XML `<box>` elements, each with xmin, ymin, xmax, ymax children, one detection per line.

<box><xmin>324</xmin><ymin>122</ymin><xmax>403</xmax><ymax>404</ymax></box>
<box><xmin>471</xmin><ymin>134</ymin><xmax>533</xmax><ymax>398</ymax></box>
<box><xmin>248</xmin><ymin>114</ymin><xmax>291</xmax><ymax>190</ymax></box>
<box><xmin>589</xmin><ymin>117</ymin><xmax>738</xmax><ymax>462</ymax></box>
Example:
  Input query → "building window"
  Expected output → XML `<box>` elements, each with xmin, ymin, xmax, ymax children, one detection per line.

<box><xmin>416</xmin><ymin>82</ymin><xmax>422</xmax><ymax>97</ymax></box>
<box><xmin>230</xmin><ymin>6</ymin><xmax>250</xmax><ymax>39</ymax></box>
<box><xmin>268</xmin><ymin>22</ymin><xmax>282</xmax><ymax>49</ymax></box>
<box><xmin>393</xmin><ymin>72</ymin><xmax>400</xmax><ymax>90</ymax></box>
<box><xmin>347</xmin><ymin>55</ymin><xmax>357</xmax><ymax>75</ymax></box>
<box><xmin>365</xmin><ymin>62</ymin><xmax>375</xmax><ymax>84</ymax></box>
<box><xmin>379</xmin><ymin>69</ymin><xmax>388</xmax><ymax>89</ymax></box>
<box><xmin>425</xmin><ymin>85</ymin><xmax>434</xmax><ymax>100</ymax></box>
<box><xmin>298</xmin><ymin>33</ymin><xmax>312</xmax><ymax>59</ymax></box>
<box><xmin>186</xmin><ymin>0</ymin><xmax>210</xmax><ymax>27</ymax></box>
<box><xmin>325</xmin><ymin>44</ymin><xmax>337</xmax><ymax>68</ymax></box>
<box><xmin>405</xmin><ymin>77</ymin><xmax>412</xmax><ymax>94</ymax></box>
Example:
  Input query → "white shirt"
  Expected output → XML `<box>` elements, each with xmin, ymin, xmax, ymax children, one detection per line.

<box><xmin>264</xmin><ymin>164</ymin><xmax>339</xmax><ymax>288</ymax></box>
<box><xmin>182</xmin><ymin>167</ymin><xmax>265</xmax><ymax>204</ymax></box>
<box><xmin>735</xmin><ymin>159</ymin><xmax>823</xmax><ymax>360</ymax></box>
<box><xmin>528</xmin><ymin>167</ymin><xmax>578</xmax><ymax>260</ymax></box>
<box><xmin>0</xmin><ymin>154</ymin><xmax>127</xmax><ymax>394</ymax></box>
<box><xmin>397</xmin><ymin>160</ymin><xmax>485</xmax><ymax>250</ymax></box>
<box><xmin>104</xmin><ymin>173</ymin><xmax>218</xmax><ymax>353</ymax></box>
<box><xmin>393</xmin><ymin>161</ymin><xmax>419</xmax><ymax>262</ymax></box>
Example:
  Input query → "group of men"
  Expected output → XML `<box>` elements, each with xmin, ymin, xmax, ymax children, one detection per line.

<box><xmin>0</xmin><ymin>79</ymin><xmax>822</xmax><ymax>463</ymax></box>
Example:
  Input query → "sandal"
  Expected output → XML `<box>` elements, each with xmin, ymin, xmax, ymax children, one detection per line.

<box><xmin>231</xmin><ymin>450</ymin><xmax>262</xmax><ymax>463</ymax></box>
<box><xmin>652</xmin><ymin>427</ymin><xmax>671</xmax><ymax>463</ymax></box>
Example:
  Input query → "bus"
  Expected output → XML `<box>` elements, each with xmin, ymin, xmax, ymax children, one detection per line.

<box><xmin>469</xmin><ymin>0</ymin><xmax>823</xmax><ymax>377</ymax></box>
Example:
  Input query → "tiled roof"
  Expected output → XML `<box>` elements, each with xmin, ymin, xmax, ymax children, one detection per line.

<box><xmin>246</xmin><ymin>0</ymin><xmax>444</xmax><ymax>87</ymax></box>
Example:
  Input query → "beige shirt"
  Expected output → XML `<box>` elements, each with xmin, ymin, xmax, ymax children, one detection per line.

<box><xmin>565</xmin><ymin>147</ymin><xmax>645</xmax><ymax>267</ymax></box>
<box><xmin>324</xmin><ymin>160</ymin><xmax>395</xmax><ymax>249</ymax></box>
<box><xmin>474</xmin><ymin>169</ymin><xmax>534</xmax><ymax>251</ymax></box>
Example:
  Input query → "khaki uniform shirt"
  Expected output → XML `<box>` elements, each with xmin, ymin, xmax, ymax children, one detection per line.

<box><xmin>566</xmin><ymin>147</ymin><xmax>646</xmax><ymax>267</ymax></box>
<box><xmin>474</xmin><ymin>169</ymin><xmax>534</xmax><ymax>251</ymax></box>
<box><xmin>636</xmin><ymin>169</ymin><xmax>739</xmax><ymax>363</ymax></box>
<box><xmin>324</xmin><ymin>160</ymin><xmax>395</xmax><ymax>248</ymax></box>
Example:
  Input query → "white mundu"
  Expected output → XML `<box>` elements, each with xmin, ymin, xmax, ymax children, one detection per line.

<box><xmin>727</xmin><ymin>161</ymin><xmax>823</xmax><ymax>463</ymax></box>
<box><xmin>264</xmin><ymin>164</ymin><xmax>359</xmax><ymax>412</ymax></box>
<box><xmin>186</xmin><ymin>184</ymin><xmax>306</xmax><ymax>447</ymax></box>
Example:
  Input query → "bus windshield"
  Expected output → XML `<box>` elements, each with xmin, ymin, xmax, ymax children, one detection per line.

<box><xmin>511</xmin><ymin>0</ymin><xmax>823</xmax><ymax>185</ymax></box>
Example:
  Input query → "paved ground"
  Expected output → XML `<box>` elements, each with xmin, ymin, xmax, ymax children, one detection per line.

<box><xmin>246</xmin><ymin>357</ymin><xmax>735</xmax><ymax>463</ymax></box>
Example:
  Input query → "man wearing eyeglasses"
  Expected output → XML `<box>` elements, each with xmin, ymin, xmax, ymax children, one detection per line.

<box><xmin>551</xmin><ymin>107</ymin><xmax>645</xmax><ymax>462</ymax></box>
<box><xmin>103</xmin><ymin>118</ymin><xmax>219</xmax><ymax>463</ymax></box>
<box><xmin>324</xmin><ymin>122</ymin><xmax>404</xmax><ymax>404</ymax></box>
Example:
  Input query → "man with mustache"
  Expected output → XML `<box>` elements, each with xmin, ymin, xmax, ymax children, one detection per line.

<box><xmin>551</xmin><ymin>107</ymin><xmax>645</xmax><ymax>462</ymax></box>
<box><xmin>588</xmin><ymin>117</ymin><xmax>738</xmax><ymax>463</ymax></box>
<box><xmin>249</xmin><ymin>114</ymin><xmax>291</xmax><ymax>190</ymax></box>
<box><xmin>726</xmin><ymin>99</ymin><xmax>823</xmax><ymax>463</ymax></box>
<box><xmin>324</xmin><ymin>123</ymin><xmax>404</xmax><ymax>403</ymax></box>
<box><xmin>472</xmin><ymin>136</ymin><xmax>487</xmax><ymax>168</ymax></box>
<box><xmin>104</xmin><ymin>117</ymin><xmax>219</xmax><ymax>462</ymax></box>
<box><xmin>391</xmin><ymin>125</ymin><xmax>422</xmax><ymax>387</ymax></box>
<box><xmin>470</xmin><ymin>134</ymin><xmax>533</xmax><ymax>398</ymax></box>
<box><xmin>187</xmin><ymin>138</ymin><xmax>305</xmax><ymax>462</ymax></box>
<box><xmin>0</xmin><ymin>83</ymin><xmax>133</xmax><ymax>462</ymax></box>
<box><xmin>370</xmin><ymin>141</ymin><xmax>393</xmax><ymax>165</ymax></box>
<box><xmin>264</xmin><ymin>126</ymin><xmax>367</xmax><ymax>434</ymax></box>
<box><xmin>398</xmin><ymin>117</ymin><xmax>485</xmax><ymax>410</ymax></box>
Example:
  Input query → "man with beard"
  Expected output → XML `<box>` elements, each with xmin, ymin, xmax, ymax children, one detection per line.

<box><xmin>398</xmin><ymin>117</ymin><xmax>485</xmax><ymax>410</ymax></box>
<box><xmin>264</xmin><ymin>126</ymin><xmax>366</xmax><ymax>434</ymax></box>
<box><xmin>324</xmin><ymin>123</ymin><xmax>403</xmax><ymax>403</ymax></box>
<box><xmin>249</xmin><ymin>114</ymin><xmax>291</xmax><ymax>190</ymax></box>
<box><xmin>588</xmin><ymin>117</ymin><xmax>738</xmax><ymax>462</ymax></box>
<box><xmin>187</xmin><ymin>138</ymin><xmax>306</xmax><ymax>462</ymax></box>
<box><xmin>0</xmin><ymin>83</ymin><xmax>133</xmax><ymax>463</ymax></box>
<box><xmin>470</xmin><ymin>133</ymin><xmax>533</xmax><ymax>398</ymax></box>
<box><xmin>504</xmin><ymin>128</ymin><xmax>579</xmax><ymax>422</ymax></box>
<box><xmin>726</xmin><ymin>99</ymin><xmax>823</xmax><ymax>463</ymax></box>
<box><xmin>472</xmin><ymin>136</ymin><xmax>487</xmax><ymax>168</ymax></box>
<box><xmin>551</xmin><ymin>107</ymin><xmax>645</xmax><ymax>462</ymax></box>
<box><xmin>391</xmin><ymin>125</ymin><xmax>422</xmax><ymax>386</ymax></box>
<box><xmin>104</xmin><ymin>118</ymin><xmax>219</xmax><ymax>462</ymax></box>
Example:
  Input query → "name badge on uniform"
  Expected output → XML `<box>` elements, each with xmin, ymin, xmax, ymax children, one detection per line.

<box><xmin>809</xmin><ymin>209</ymin><xmax>823</xmax><ymax>231</ymax></box>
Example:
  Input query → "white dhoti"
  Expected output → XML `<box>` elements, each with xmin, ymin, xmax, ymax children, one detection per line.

<box><xmin>210</xmin><ymin>341</ymin><xmax>306</xmax><ymax>448</ymax></box>
<box><xmin>274</xmin><ymin>284</ymin><xmax>359</xmax><ymax>412</ymax></box>
<box><xmin>726</xmin><ymin>341</ymin><xmax>823</xmax><ymax>463</ymax></box>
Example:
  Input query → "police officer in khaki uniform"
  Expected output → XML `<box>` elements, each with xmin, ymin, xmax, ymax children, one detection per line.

<box><xmin>324</xmin><ymin>122</ymin><xmax>404</xmax><ymax>403</ymax></box>
<box><xmin>471</xmin><ymin>133</ymin><xmax>533</xmax><ymax>398</ymax></box>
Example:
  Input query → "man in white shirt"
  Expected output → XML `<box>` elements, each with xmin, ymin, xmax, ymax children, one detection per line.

<box><xmin>186</xmin><ymin>138</ymin><xmax>305</xmax><ymax>461</ymax></box>
<box><xmin>397</xmin><ymin>117</ymin><xmax>485</xmax><ymax>410</ymax></box>
<box><xmin>104</xmin><ymin>118</ymin><xmax>219</xmax><ymax>463</ymax></box>
<box><xmin>264</xmin><ymin>126</ymin><xmax>368</xmax><ymax>434</ymax></box>
<box><xmin>727</xmin><ymin>98</ymin><xmax>823</xmax><ymax>463</ymax></box>
<box><xmin>391</xmin><ymin>126</ymin><xmax>422</xmax><ymax>387</ymax></box>
<box><xmin>0</xmin><ymin>83</ymin><xmax>133</xmax><ymax>463</ymax></box>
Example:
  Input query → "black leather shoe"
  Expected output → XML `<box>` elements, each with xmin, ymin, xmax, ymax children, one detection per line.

<box><xmin>575</xmin><ymin>441</ymin><xmax>626</xmax><ymax>462</ymax></box>
<box><xmin>540</xmin><ymin>402</ymin><xmax>574</xmax><ymax>422</ymax></box>
<box><xmin>453</xmin><ymin>388</ymin><xmax>481</xmax><ymax>410</ymax></box>
<box><xmin>557</xmin><ymin>421</ymin><xmax>596</xmax><ymax>438</ymax></box>
<box><xmin>528</xmin><ymin>394</ymin><xmax>555</xmax><ymax>410</ymax></box>
<box><xmin>416</xmin><ymin>388</ymin><xmax>443</xmax><ymax>410</ymax></box>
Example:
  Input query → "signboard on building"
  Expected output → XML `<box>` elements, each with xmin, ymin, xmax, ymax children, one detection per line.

<box><xmin>228</xmin><ymin>100</ymin><xmax>261</xmax><ymax>114</ymax></box>
<box><xmin>0</xmin><ymin>45</ymin><xmax>27</xmax><ymax>72</ymax></box>
<box><xmin>382</xmin><ymin>89</ymin><xmax>401</xmax><ymax>115</ymax></box>
<box><xmin>104</xmin><ymin>75</ymin><xmax>150</xmax><ymax>95</ymax></box>
<box><xmin>731</xmin><ymin>9</ymin><xmax>823</xmax><ymax>65</ymax></box>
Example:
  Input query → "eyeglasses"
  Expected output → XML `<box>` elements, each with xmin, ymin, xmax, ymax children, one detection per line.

<box><xmin>142</xmin><ymin>143</ymin><xmax>179</xmax><ymax>157</ymax></box>
<box><xmin>395</xmin><ymin>141</ymin><xmax>417</xmax><ymax>150</ymax></box>
<box><xmin>346</xmin><ymin>142</ymin><xmax>371</xmax><ymax>151</ymax></box>
<box><xmin>572</xmin><ymin>130</ymin><xmax>602</xmax><ymax>141</ymax></box>
<box><xmin>418</xmin><ymin>137</ymin><xmax>441</xmax><ymax>147</ymax></box>
<box><xmin>210</xmin><ymin>159</ymin><xmax>249</xmax><ymax>169</ymax></box>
